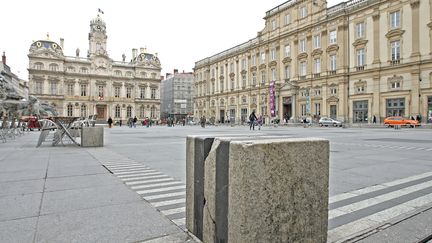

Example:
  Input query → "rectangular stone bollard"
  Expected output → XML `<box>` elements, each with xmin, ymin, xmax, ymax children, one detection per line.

<box><xmin>200</xmin><ymin>137</ymin><xmax>329</xmax><ymax>243</ymax></box>
<box><xmin>81</xmin><ymin>126</ymin><xmax>104</xmax><ymax>147</ymax></box>
<box><xmin>186</xmin><ymin>135</ymin><xmax>215</xmax><ymax>240</ymax></box>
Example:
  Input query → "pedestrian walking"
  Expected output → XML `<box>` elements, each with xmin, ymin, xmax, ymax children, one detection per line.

<box><xmin>107</xmin><ymin>117</ymin><xmax>113</xmax><ymax>128</ymax></box>
<box><xmin>119</xmin><ymin>120</ymin><xmax>122</xmax><ymax>127</ymax></box>
<box><xmin>372</xmin><ymin>115</ymin><xmax>376</xmax><ymax>124</ymax></box>
<box><xmin>257</xmin><ymin>115</ymin><xmax>263</xmax><ymax>130</ymax></box>
<box><xmin>200</xmin><ymin>116</ymin><xmax>206</xmax><ymax>128</ymax></box>
<box><xmin>249</xmin><ymin>110</ymin><xmax>257</xmax><ymax>130</ymax></box>
<box><xmin>133</xmin><ymin>116</ymin><xmax>138</xmax><ymax>128</ymax></box>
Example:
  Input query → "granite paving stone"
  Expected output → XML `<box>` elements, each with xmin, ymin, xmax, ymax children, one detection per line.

<box><xmin>0</xmin><ymin>179</ymin><xmax>45</xmax><ymax>197</ymax></box>
<box><xmin>44</xmin><ymin>174</ymin><xmax>122</xmax><ymax>192</ymax></box>
<box><xmin>0</xmin><ymin>169</ymin><xmax>47</xmax><ymax>183</ymax></box>
<box><xmin>47</xmin><ymin>165</ymin><xmax>106</xmax><ymax>178</ymax></box>
<box><xmin>0</xmin><ymin>193</ymin><xmax>42</xmax><ymax>221</ymax></box>
<box><xmin>0</xmin><ymin>217</ymin><xmax>37</xmax><ymax>243</ymax></box>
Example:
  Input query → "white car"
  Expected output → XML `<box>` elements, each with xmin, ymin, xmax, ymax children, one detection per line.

<box><xmin>319</xmin><ymin>117</ymin><xmax>342</xmax><ymax>127</ymax></box>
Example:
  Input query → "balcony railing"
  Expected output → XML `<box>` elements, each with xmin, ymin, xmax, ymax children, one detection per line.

<box><xmin>313</xmin><ymin>73</ymin><xmax>321</xmax><ymax>78</ymax></box>
<box><xmin>356</xmin><ymin>65</ymin><xmax>365</xmax><ymax>71</ymax></box>
<box><xmin>328</xmin><ymin>70</ymin><xmax>337</xmax><ymax>75</ymax></box>
<box><xmin>390</xmin><ymin>59</ymin><xmax>400</xmax><ymax>66</ymax></box>
<box><xmin>299</xmin><ymin>75</ymin><xmax>307</xmax><ymax>80</ymax></box>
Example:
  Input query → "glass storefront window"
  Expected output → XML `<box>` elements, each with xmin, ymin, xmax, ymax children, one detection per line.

<box><xmin>386</xmin><ymin>98</ymin><xmax>405</xmax><ymax>117</ymax></box>
<box><xmin>353</xmin><ymin>100</ymin><xmax>368</xmax><ymax>123</ymax></box>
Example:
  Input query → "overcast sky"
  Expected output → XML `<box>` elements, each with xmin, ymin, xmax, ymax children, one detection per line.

<box><xmin>1</xmin><ymin>0</ymin><xmax>343</xmax><ymax>80</ymax></box>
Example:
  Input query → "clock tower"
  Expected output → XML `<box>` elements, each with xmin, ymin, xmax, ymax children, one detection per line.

<box><xmin>88</xmin><ymin>14</ymin><xmax>108</xmax><ymax>57</ymax></box>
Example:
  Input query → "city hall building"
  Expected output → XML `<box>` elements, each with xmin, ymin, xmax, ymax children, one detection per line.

<box><xmin>28</xmin><ymin>15</ymin><xmax>161</xmax><ymax>122</ymax></box>
<box><xmin>193</xmin><ymin>0</ymin><xmax>432</xmax><ymax>124</ymax></box>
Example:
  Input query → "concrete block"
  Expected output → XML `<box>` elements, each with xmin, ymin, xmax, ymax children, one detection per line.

<box><xmin>201</xmin><ymin>137</ymin><xmax>329</xmax><ymax>243</ymax></box>
<box><xmin>81</xmin><ymin>127</ymin><xmax>104</xmax><ymax>147</ymax></box>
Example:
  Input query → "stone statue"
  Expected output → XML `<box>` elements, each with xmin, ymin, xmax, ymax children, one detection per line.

<box><xmin>76</xmin><ymin>48</ymin><xmax>80</xmax><ymax>57</ymax></box>
<box><xmin>122</xmin><ymin>53</ymin><xmax>126</xmax><ymax>62</ymax></box>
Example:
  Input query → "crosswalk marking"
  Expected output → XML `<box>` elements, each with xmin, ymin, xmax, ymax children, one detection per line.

<box><xmin>332</xmin><ymin>142</ymin><xmax>432</xmax><ymax>152</ymax></box>
<box><xmin>107</xmin><ymin>165</ymin><xmax>150</xmax><ymax>170</ymax></box>
<box><xmin>125</xmin><ymin>178</ymin><xmax>175</xmax><ymax>186</ymax></box>
<box><xmin>131</xmin><ymin>181</ymin><xmax>184</xmax><ymax>190</ymax></box>
<box><xmin>152</xmin><ymin>198</ymin><xmax>186</xmax><ymax>207</ymax></box>
<box><xmin>118</xmin><ymin>172</ymin><xmax>162</xmax><ymax>178</ymax></box>
<box><xmin>136</xmin><ymin>185</ymin><xmax>186</xmax><ymax>195</ymax></box>
<box><xmin>121</xmin><ymin>175</ymin><xmax>170</xmax><ymax>182</ymax></box>
<box><xmin>144</xmin><ymin>191</ymin><xmax>186</xmax><ymax>201</ymax></box>
<box><xmin>114</xmin><ymin>169</ymin><xmax>156</xmax><ymax>175</ymax></box>
<box><xmin>171</xmin><ymin>218</ymin><xmax>186</xmax><ymax>226</ymax></box>
<box><xmin>161</xmin><ymin>207</ymin><xmax>186</xmax><ymax>216</ymax></box>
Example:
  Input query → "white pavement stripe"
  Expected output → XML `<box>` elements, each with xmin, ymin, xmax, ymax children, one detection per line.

<box><xmin>121</xmin><ymin>175</ymin><xmax>170</xmax><ymax>182</ymax></box>
<box><xmin>329</xmin><ymin>179</ymin><xmax>432</xmax><ymax>219</ymax></box>
<box><xmin>125</xmin><ymin>178</ymin><xmax>175</xmax><ymax>186</ymax></box>
<box><xmin>106</xmin><ymin>165</ymin><xmax>147</xmax><ymax>169</ymax></box>
<box><xmin>172</xmin><ymin>218</ymin><xmax>186</xmax><ymax>226</ymax></box>
<box><xmin>131</xmin><ymin>181</ymin><xmax>183</xmax><ymax>190</ymax></box>
<box><xmin>144</xmin><ymin>191</ymin><xmax>186</xmax><ymax>201</ymax></box>
<box><xmin>160</xmin><ymin>207</ymin><xmax>186</xmax><ymax>216</ymax></box>
<box><xmin>115</xmin><ymin>170</ymin><xmax>156</xmax><ymax>175</ymax></box>
<box><xmin>152</xmin><ymin>198</ymin><xmax>186</xmax><ymax>207</ymax></box>
<box><xmin>110</xmin><ymin>167</ymin><xmax>152</xmax><ymax>173</ymax></box>
<box><xmin>328</xmin><ymin>193</ymin><xmax>432</xmax><ymax>242</ymax></box>
<box><xmin>118</xmin><ymin>172</ymin><xmax>162</xmax><ymax>178</ymax></box>
<box><xmin>136</xmin><ymin>185</ymin><xmax>186</xmax><ymax>195</ymax></box>
<box><xmin>329</xmin><ymin>171</ymin><xmax>432</xmax><ymax>204</ymax></box>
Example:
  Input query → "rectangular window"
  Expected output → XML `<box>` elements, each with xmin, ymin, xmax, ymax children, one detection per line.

<box><xmin>314</xmin><ymin>58</ymin><xmax>321</xmax><ymax>74</ymax></box>
<box><xmin>151</xmin><ymin>88</ymin><xmax>156</xmax><ymax>99</ymax></box>
<box><xmin>300</xmin><ymin>6</ymin><xmax>307</xmax><ymax>18</ymax></box>
<box><xmin>390</xmin><ymin>11</ymin><xmax>401</xmax><ymax>29</ymax></box>
<box><xmin>391</xmin><ymin>81</ymin><xmax>401</xmax><ymax>89</ymax></box>
<box><xmin>271</xmin><ymin>48</ymin><xmax>276</xmax><ymax>61</ymax></box>
<box><xmin>115</xmin><ymin>86</ymin><xmax>121</xmax><ymax>98</ymax></box>
<box><xmin>356</xmin><ymin>22</ymin><xmax>365</xmax><ymax>38</ymax></box>
<box><xmin>67</xmin><ymin>83</ymin><xmax>74</xmax><ymax>96</ymax></box>
<box><xmin>284</xmin><ymin>45</ymin><xmax>291</xmax><ymax>57</ymax></box>
<box><xmin>126</xmin><ymin>87</ymin><xmax>132</xmax><ymax>98</ymax></box>
<box><xmin>252</xmin><ymin>55</ymin><xmax>256</xmax><ymax>66</ymax></box>
<box><xmin>391</xmin><ymin>40</ymin><xmax>400</xmax><ymax>60</ymax></box>
<box><xmin>271</xmin><ymin>20</ymin><xmax>277</xmax><ymax>30</ymax></box>
<box><xmin>261</xmin><ymin>71</ymin><xmax>266</xmax><ymax>84</ymax></box>
<box><xmin>211</xmin><ymin>68</ymin><xmax>215</xmax><ymax>78</ymax></box>
<box><xmin>242</xmin><ymin>59</ymin><xmax>247</xmax><ymax>70</ymax></box>
<box><xmin>242</xmin><ymin>76</ymin><xmax>246</xmax><ymax>87</ymax></box>
<box><xmin>230</xmin><ymin>63</ymin><xmax>234</xmax><ymax>73</ymax></box>
<box><xmin>315</xmin><ymin>89</ymin><xmax>321</xmax><ymax>96</ymax></box>
<box><xmin>299</xmin><ymin>39</ymin><xmax>306</xmax><ymax>53</ymax></box>
<box><xmin>284</xmin><ymin>66</ymin><xmax>290</xmax><ymax>79</ymax></box>
<box><xmin>252</xmin><ymin>73</ymin><xmax>257</xmax><ymax>86</ymax></box>
<box><xmin>331</xmin><ymin>87</ymin><xmax>337</xmax><ymax>95</ymax></box>
<box><xmin>357</xmin><ymin>48</ymin><xmax>365</xmax><ymax>66</ymax></box>
<box><xmin>140</xmin><ymin>87</ymin><xmax>145</xmax><ymax>99</ymax></box>
<box><xmin>301</xmin><ymin>104</ymin><xmax>307</xmax><ymax>116</ymax></box>
<box><xmin>261</xmin><ymin>52</ymin><xmax>266</xmax><ymax>64</ymax></box>
<box><xmin>220</xmin><ymin>66</ymin><xmax>224</xmax><ymax>75</ymax></box>
<box><xmin>80</xmin><ymin>84</ymin><xmax>87</xmax><ymax>96</ymax></box>
<box><xmin>50</xmin><ymin>82</ymin><xmax>57</xmax><ymax>95</ymax></box>
<box><xmin>330</xmin><ymin>55</ymin><xmax>337</xmax><ymax>71</ymax></box>
<box><xmin>329</xmin><ymin>30</ymin><xmax>337</xmax><ymax>44</ymax></box>
<box><xmin>313</xmin><ymin>35</ymin><xmax>321</xmax><ymax>49</ymax></box>
<box><xmin>271</xmin><ymin>69</ymin><xmax>276</xmax><ymax>81</ymax></box>
<box><xmin>314</xmin><ymin>103</ymin><xmax>321</xmax><ymax>116</ymax></box>
<box><xmin>284</xmin><ymin>13</ymin><xmax>291</xmax><ymax>25</ymax></box>
<box><xmin>98</xmin><ymin>85</ymin><xmax>104</xmax><ymax>97</ymax></box>
<box><xmin>231</xmin><ymin>80</ymin><xmax>235</xmax><ymax>90</ymax></box>
<box><xmin>299</xmin><ymin>61</ymin><xmax>307</xmax><ymax>76</ymax></box>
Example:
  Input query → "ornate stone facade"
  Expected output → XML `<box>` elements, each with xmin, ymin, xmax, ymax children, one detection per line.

<box><xmin>194</xmin><ymin>0</ymin><xmax>432</xmax><ymax>124</ymax></box>
<box><xmin>28</xmin><ymin>15</ymin><xmax>161</xmax><ymax>122</ymax></box>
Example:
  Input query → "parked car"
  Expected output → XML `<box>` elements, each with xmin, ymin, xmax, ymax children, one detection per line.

<box><xmin>318</xmin><ymin>117</ymin><xmax>342</xmax><ymax>127</ymax></box>
<box><xmin>383</xmin><ymin>116</ymin><xmax>419</xmax><ymax>128</ymax></box>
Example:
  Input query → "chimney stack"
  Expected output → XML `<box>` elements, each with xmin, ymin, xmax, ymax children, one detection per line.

<box><xmin>2</xmin><ymin>52</ymin><xmax>5</xmax><ymax>65</ymax></box>
<box><xmin>174</xmin><ymin>69</ymin><xmax>178</xmax><ymax>74</ymax></box>
<box><xmin>60</xmin><ymin>38</ymin><xmax>64</xmax><ymax>49</ymax></box>
<box><xmin>140</xmin><ymin>47</ymin><xmax>145</xmax><ymax>53</ymax></box>
<box><xmin>132</xmin><ymin>48</ymin><xmax>138</xmax><ymax>59</ymax></box>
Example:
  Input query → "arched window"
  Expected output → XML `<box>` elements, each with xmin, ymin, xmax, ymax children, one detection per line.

<box><xmin>139</xmin><ymin>105</ymin><xmax>145</xmax><ymax>118</ymax></box>
<box><xmin>140</xmin><ymin>72</ymin><xmax>147</xmax><ymax>77</ymax></box>
<box><xmin>126</xmin><ymin>71</ymin><xmax>133</xmax><ymax>77</ymax></box>
<box><xmin>34</xmin><ymin>62</ymin><xmax>44</xmax><ymax>70</ymax></box>
<box><xmin>115</xmin><ymin>105</ymin><xmax>121</xmax><ymax>118</ymax></box>
<box><xmin>150</xmin><ymin>105</ymin><xmax>155</xmax><ymax>118</ymax></box>
<box><xmin>67</xmin><ymin>104</ymin><xmax>73</xmax><ymax>117</ymax></box>
<box><xmin>49</xmin><ymin>63</ymin><xmax>59</xmax><ymax>71</ymax></box>
<box><xmin>80</xmin><ymin>67</ymin><xmax>89</xmax><ymax>73</ymax></box>
<box><xmin>126</xmin><ymin>106</ymin><xmax>132</xmax><ymax>118</ymax></box>
<box><xmin>67</xmin><ymin>66</ymin><xmax>75</xmax><ymax>72</ymax></box>
<box><xmin>115</xmin><ymin>70</ymin><xmax>122</xmax><ymax>76</ymax></box>
<box><xmin>80</xmin><ymin>104</ymin><xmax>87</xmax><ymax>118</ymax></box>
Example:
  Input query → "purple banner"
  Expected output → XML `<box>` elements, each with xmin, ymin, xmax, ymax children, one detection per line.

<box><xmin>269</xmin><ymin>81</ymin><xmax>276</xmax><ymax>117</ymax></box>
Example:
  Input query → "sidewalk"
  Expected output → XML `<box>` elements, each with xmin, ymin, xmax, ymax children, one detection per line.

<box><xmin>0</xmin><ymin>132</ymin><xmax>196</xmax><ymax>243</ymax></box>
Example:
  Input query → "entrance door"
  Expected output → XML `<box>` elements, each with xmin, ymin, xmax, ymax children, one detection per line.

<box><xmin>220</xmin><ymin>110</ymin><xmax>225</xmax><ymax>123</ymax></box>
<box><xmin>229</xmin><ymin>109</ymin><xmax>236</xmax><ymax>123</ymax></box>
<box><xmin>283</xmin><ymin>97</ymin><xmax>292</xmax><ymax>121</ymax></box>
<box><xmin>96</xmin><ymin>105</ymin><xmax>107</xmax><ymax>120</ymax></box>
<box><xmin>330</xmin><ymin>105</ymin><xmax>337</xmax><ymax>119</ymax></box>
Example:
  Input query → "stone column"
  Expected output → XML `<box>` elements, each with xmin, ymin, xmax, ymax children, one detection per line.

<box><xmin>411</xmin><ymin>0</ymin><xmax>421</xmax><ymax>60</ymax></box>
<box><xmin>322</xmin><ymin>84</ymin><xmax>328</xmax><ymax>116</ymax></box>
<box><xmin>372</xmin><ymin>75</ymin><xmax>381</xmax><ymax>121</ymax></box>
<box><xmin>411</xmin><ymin>70</ymin><xmax>420</xmax><ymax>115</ymax></box>
<box><xmin>372</xmin><ymin>10</ymin><xmax>381</xmax><ymax>65</ymax></box>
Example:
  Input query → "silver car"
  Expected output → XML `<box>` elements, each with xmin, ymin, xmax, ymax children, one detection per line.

<box><xmin>319</xmin><ymin>117</ymin><xmax>342</xmax><ymax>127</ymax></box>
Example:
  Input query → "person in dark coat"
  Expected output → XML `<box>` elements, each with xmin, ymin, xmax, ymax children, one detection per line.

<box><xmin>107</xmin><ymin>117</ymin><xmax>113</xmax><ymax>128</ymax></box>
<box><xmin>372</xmin><ymin>115</ymin><xmax>377</xmax><ymax>124</ymax></box>
<box><xmin>249</xmin><ymin>110</ymin><xmax>257</xmax><ymax>130</ymax></box>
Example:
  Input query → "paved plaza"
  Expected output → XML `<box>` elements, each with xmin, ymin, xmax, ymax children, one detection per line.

<box><xmin>1</xmin><ymin>124</ymin><xmax>432</xmax><ymax>242</ymax></box>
